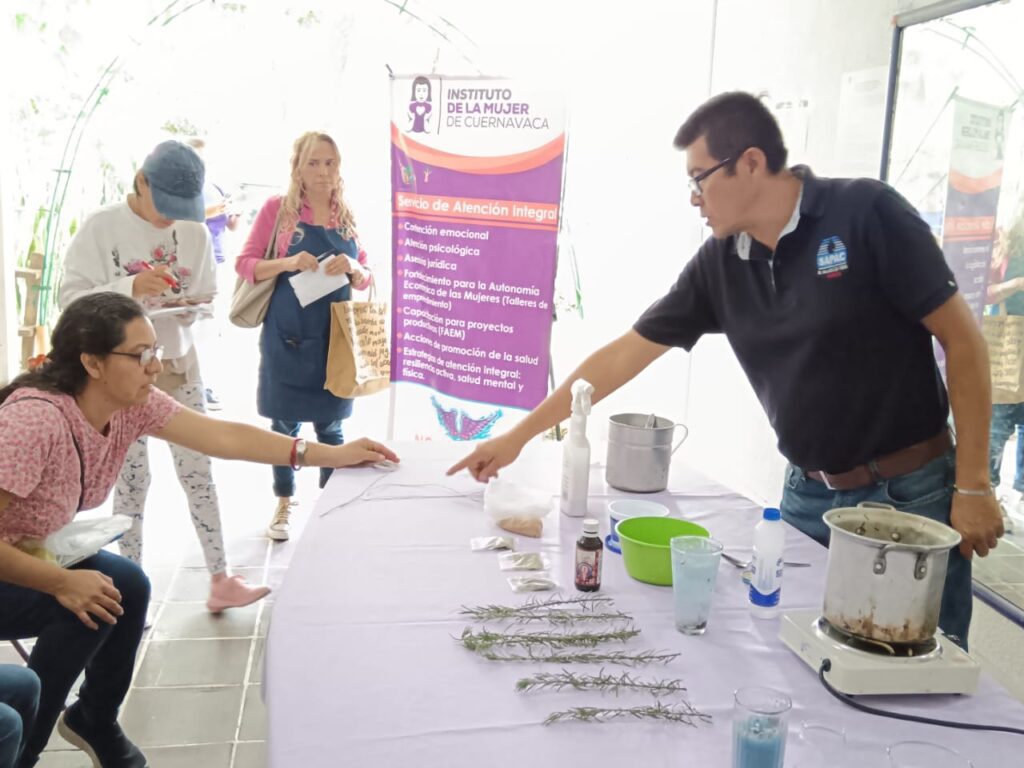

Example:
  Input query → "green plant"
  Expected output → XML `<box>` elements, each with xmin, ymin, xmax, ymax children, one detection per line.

<box><xmin>161</xmin><ymin>117</ymin><xmax>203</xmax><ymax>136</ymax></box>
<box><xmin>472</xmin><ymin>648</ymin><xmax>680</xmax><ymax>666</ymax></box>
<box><xmin>460</xmin><ymin>626</ymin><xmax>640</xmax><ymax>652</ymax></box>
<box><xmin>459</xmin><ymin>595</ymin><xmax>631</xmax><ymax>624</ymax></box>
<box><xmin>543</xmin><ymin>702</ymin><xmax>712</xmax><ymax>727</ymax></box>
<box><xmin>515</xmin><ymin>669</ymin><xmax>687</xmax><ymax>698</ymax></box>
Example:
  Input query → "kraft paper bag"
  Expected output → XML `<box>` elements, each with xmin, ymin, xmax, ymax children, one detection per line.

<box><xmin>325</xmin><ymin>289</ymin><xmax>390</xmax><ymax>398</ymax></box>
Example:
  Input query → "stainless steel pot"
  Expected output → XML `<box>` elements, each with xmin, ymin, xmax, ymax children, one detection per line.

<box><xmin>605</xmin><ymin>414</ymin><xmax>689</xmax><ymax>493</ymax></box>
<box><xmin>822</xmin><ymin>503</ymin><xmax>961</xmax><ymax>644</ymax></box>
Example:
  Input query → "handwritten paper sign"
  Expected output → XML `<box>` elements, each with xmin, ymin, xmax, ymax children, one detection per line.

<box><xmin>983</xmin><ymin>314</ymin><xmax>1024</xmax><ymax>403</ymax></box>
<box><xmin>348</xmin><ymin>302</ymin><xmax>391</xmax><ymax>383</ymax></box>
<box><xmin>325</xmin><ymin>300</ymin><xmax>390</xmax><ymax>398</ymax></box>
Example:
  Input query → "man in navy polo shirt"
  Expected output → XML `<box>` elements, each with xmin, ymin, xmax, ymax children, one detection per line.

<box><xmin>449</xmin><ymin>91</ymin><xmax>1002</xmax><ymax>647</ymax></box>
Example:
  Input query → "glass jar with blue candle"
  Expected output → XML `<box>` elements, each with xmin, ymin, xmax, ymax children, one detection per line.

<box><xmin>732</xmin><ymin>687</ymin><xmax>791</xmax><ymax>768</ymax></box>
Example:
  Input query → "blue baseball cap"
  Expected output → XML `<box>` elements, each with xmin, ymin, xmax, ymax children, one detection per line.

<box><xmin>141</xmin><ymin>140</ymin><xmax>206</xmax><ymax>222</ymax></box>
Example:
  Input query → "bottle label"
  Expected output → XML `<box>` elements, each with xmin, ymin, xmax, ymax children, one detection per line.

<box><xmin>749</xmin><ymin>554</ymin><xmax>782</xmax><ymax>607</ymax></box>
<box><xmin>575</xmin><ymin>549</ymin><xmax>602</xmax><ymax>588</ymax></box>
<box><xmin>749</xmin><ymin>583</ymin><xmax>781</xmax><ymax>607</ymax></box>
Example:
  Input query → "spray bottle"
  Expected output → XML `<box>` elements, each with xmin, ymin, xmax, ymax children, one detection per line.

<box><xmin>560</xmin><ymin>379</ymin><xmax>595</xmax><ymax>518</ymax></box>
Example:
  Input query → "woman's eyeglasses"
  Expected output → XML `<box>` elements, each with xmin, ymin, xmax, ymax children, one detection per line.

<box><xmin>109</xmin><ymin>345</ymin><xmax>164</xmax><ymax>367</ymax></box>
<box><xmin>688</xmin><ymin>156</ymin><xmax>734</xmax><ymax>197</ymax></box>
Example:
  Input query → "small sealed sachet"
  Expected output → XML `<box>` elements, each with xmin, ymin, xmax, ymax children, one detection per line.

<box><xmin>470</xmin><ymin>536</ymin><xmax>515</xmax><ymax>552</ymax></box>
<box><xmin>508</xmin><ymin>574</ymin><xmax>558</xmax><ymax>593</ymax></box>
<box><xmin>498</xmin><ymin>552</ymin><xmax>549</xmax><ymax>571</ymax></box>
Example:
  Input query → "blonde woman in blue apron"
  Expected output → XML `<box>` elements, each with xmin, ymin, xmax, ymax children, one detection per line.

<box><xmin>235</xmin><ymin>132</ymin><xmax>372</xmax><ymax>540</ymax></box>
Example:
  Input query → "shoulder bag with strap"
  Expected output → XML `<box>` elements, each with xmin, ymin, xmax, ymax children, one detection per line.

<box><xmin>229</xmin><ymin>204</ymin><xmax>284</xmax><ymax>328</ymax></box>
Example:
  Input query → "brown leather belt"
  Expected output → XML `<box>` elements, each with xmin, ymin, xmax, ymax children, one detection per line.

<box><xmin>806</xmin><ymin>429</ymin><xmax>952</xmax><ymax>491</ymax></box>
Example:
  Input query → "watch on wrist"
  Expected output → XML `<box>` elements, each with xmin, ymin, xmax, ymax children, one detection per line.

<box><xmin>293</xmin><ymin>439</ymin><xmax>309</xmax><ymax>469</ymax></box>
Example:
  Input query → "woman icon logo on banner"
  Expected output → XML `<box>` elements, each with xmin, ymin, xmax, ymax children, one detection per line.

<box><xmin>408</xmin><ymin>76</ymin><xmax>433</xmax><ymax>134</ymax></box>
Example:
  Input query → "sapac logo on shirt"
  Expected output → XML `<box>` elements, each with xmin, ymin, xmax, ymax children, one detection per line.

<box><xmin>816</xmin><ymin>236</ymin><xmax>848</xmax><ymax>279</ymax></box>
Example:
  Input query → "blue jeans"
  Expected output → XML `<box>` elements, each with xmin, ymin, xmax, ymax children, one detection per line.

<box><xmin>780</xmin><ymin>450</ymin><xmax>972</xmax><ymax>648</ymax></box>
<box><xmin>0</xmin><ymin>666</ymin><xmax>39</xmax><ymax>768</ymax></box>
<box><xmin>989</xmin><ymin>403</ymin><xmax>1024</xmax><ymax>492</ymax></box>
<box><xmin>270</xmin><ymin>419</ymin><xmax>344</xmax><ymax>497</ymax></box>
<box><xmin>0</xmin><ymin>551</ymin><xmax>149</xmax><ymax>766</ymax></box>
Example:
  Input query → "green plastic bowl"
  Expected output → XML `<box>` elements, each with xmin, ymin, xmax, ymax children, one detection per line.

<box><xmin>616</xmin><ymin>516</ymin><xmax>710</xmax><ymax>585</ymax></box>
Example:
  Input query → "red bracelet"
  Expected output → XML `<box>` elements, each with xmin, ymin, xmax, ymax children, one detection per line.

<box><xmin>289</xmin><ymin>437</ymin><xmax>300</xmax><ymax>470</ymax></box>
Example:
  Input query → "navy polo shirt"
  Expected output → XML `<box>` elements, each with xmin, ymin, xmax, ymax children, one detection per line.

<box><xmin>634</xmin><ymin>167</ymin><xmax>957</xmax><ymax>473</ymax></box>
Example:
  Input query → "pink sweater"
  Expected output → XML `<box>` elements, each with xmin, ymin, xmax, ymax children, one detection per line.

<box><xmin>235</xmin><ymin>195</ymin><xmax>371</xmax><ymax>288</ymax></box>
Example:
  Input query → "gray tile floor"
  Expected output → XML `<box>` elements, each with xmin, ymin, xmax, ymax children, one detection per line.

<box><xmin>3</xmin><ymin>455</ymin><xmax>324</xmax><ymax>767</ymax></box>
<box><xmin>1</xmin><ymin>570</ymin><xmax>273</xmax><ymax>766</ymax></box>
<box><xmin>17</xmin><ymin>530</ymin><xmax>286</xmax><ymax>768</ymax></box>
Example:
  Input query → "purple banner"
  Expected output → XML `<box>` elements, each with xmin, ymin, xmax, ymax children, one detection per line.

<box><xmin>389</xmin><ymin>77</ymin><xmax>565</xmax><ymax>415</ymax></box>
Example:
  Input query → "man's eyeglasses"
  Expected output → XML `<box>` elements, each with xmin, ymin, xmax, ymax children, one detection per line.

<box><xmin>109</xmin><ymin>345</ymin><xmax>164</xmax><ymax>367</ymax></box>
<box><xmin>687</xmin><ymin>156</ymin><xmax>733</xmax><ymax>198</ymax></box>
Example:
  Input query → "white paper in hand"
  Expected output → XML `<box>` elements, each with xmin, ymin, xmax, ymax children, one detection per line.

<box><xmin>289</xmin><ymin>254</ymin><xmax>350</xmax><ymax>307</ymax></box>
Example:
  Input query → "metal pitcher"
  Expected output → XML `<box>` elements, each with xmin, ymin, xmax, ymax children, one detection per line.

<box><xmin>605</xmin><ymin>413</ymin><xmax>689</xmax><ymax>493</ymax></box>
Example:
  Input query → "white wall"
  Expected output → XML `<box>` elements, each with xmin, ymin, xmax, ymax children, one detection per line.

<box><xmin>495</xmin><ymin>1</ymin><xmax>717</xmax><ymax>445</ymax></box>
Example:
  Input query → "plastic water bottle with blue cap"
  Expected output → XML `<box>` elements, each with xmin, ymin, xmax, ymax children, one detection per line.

<box><xmin>749</xmin><ymin>507</ymin><xmax>785</xmax><ymax>619</ymax></box>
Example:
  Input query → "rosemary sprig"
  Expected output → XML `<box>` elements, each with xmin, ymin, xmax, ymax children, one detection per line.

<box><xmin>501</xmin><ymin>609</ymin><xmax>635</xmax><ymax>625</ymax></box>
<box><xmin>460</xmin><ymin>626</ymin><xmax>640</xmax><ymax>652</ymax></box>
<box><xmin>476</xmin><ymin>648</ymin><xmax>680</xmax><ymax>666</ymax></box>
<box><xmin>543</xmin><ymin>701</ymin><xmax>712</xmax><ymax>727</ymax></box>
<box><xmin>521</xmin><ymin>595</ymin><xmax>615</xmax><ymax>611</ymax></box>
<box><xmin>515</xmin><ymin>668</ymin><xmax>687</xmax><ymax>697</ymax></box>
<box><xmin>459</xmin><ymin>595</ymin><xmax>626</xmax><ymax>624</ymax></box>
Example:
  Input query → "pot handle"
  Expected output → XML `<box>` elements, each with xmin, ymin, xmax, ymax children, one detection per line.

<box><xmin>670</xmin><ymin>423</ymin><xmax>690</xmax><ymax>455</ymax></box>
<box><xmin>856</xmin><ymin>502</ymin><xmax>897</xmax><ymax>511</ymax></box>
<box><xmin>872</xmin><ymin>544</ymin><xmax>930</xmax><ymax>580</ymax></box>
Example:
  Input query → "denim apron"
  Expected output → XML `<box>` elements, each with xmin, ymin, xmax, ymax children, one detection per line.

<box><xmin>257</xmin><ymin>223</ymin><xmax>356</xmax><ymax>422</ymax></box>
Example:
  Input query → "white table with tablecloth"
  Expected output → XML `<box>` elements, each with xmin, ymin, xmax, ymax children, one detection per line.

<box><xmin>264</xmin><ymin>441</ymin><xmax>1024</xmax><ymax>767</ymax></box>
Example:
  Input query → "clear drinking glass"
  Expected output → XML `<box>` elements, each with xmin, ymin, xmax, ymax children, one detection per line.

<box><xmin>731</xmin><ymin>686</ymin><xmax>791</xmax><ymax>768</ymax></box>
<box><xmin>793</xmin><ymin>722</ymin><xmax>847</xmax><ymax>767</ymax></box>
<box><xmin>669</xmin><ymin>535</ymin><xmax>723</xmax><ymax>634</ymax></box>
<box><xmin>887</xmin><ymin>741</ymin><xmax>974</xmax><ymax>768</ymax></box>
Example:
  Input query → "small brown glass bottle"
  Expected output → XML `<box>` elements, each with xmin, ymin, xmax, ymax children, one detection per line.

<box><xmin>574</xmin><ymin>518</ymin><xmax>603</xmax><ymax>592</ymax></box>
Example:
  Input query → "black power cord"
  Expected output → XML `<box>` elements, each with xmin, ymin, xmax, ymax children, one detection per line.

<box><xmin>818</xmin><ymin>659</ymin><xmax>1024</xmax><ymax>735</ymax></box>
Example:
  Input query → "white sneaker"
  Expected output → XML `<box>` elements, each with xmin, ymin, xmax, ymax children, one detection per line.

<box><xmin>267</xmin><ymin>498</ymin><xmax>296</xmax><ymax>541</ymax></box>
